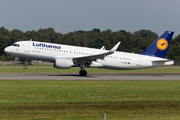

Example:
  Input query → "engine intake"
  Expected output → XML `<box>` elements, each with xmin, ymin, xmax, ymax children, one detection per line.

<box><xmin>54</xmin><ymin>58</ymin><xmax>72</xmax><ymax>69</ymax></box>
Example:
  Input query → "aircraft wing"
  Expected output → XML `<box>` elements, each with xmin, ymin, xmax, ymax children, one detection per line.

<box><xmin>73</xmin><ymin>42</ymin><xmax>120</xmax><ymax>63</ymax></box>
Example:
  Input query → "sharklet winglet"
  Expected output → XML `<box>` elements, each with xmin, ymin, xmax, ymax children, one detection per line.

<box><xmin>109</xmin><ymin>42</ymin><xmax>121</xmax><ymax>53</ymax></box>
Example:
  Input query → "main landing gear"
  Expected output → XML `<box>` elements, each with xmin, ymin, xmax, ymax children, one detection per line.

<box><xmin>79</xmin><ymin>70</ymin><xmax>87</xmax><ymax>76</ymax></box>
<box><xmin>79</xmin><ymin>64</ymin><xmax>87</xmax><ymax>76</ymax></box>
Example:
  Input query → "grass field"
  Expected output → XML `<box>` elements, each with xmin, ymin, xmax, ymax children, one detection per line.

<box><xmin>1</xmin><ymin>81</ymin><xmax>180</xmax><ymax>120</ymax></box>
<box><xmin>1</xmin><ymin>65</ymin><xmax>180</xmax><ymax>119</ymax></box>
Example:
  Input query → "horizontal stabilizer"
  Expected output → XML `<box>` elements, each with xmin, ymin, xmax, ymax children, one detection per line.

<box><xmin>165</xmin><ymin>61</ymin><xmax>174</xmax><ymax>65</ymax></box>
<box><xmin>151</xmin><ymin>59</ymin><xmax>174</xmax><ymax>62</ymax></box>
<box><xmin>152</xmin><ymin>60</ymin><xmax>174</xmax><ymax>66</ymax></box>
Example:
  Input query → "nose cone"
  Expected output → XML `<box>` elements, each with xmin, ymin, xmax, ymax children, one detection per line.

<box><xmin>4</xmin><ymin>47</ymin><xmax>8</xmax><ymax>53</ymax></box>
<box><xmin>4</xmin><ymin>46</ymin><xmax>11</xmax><ymax>55</ymax></box>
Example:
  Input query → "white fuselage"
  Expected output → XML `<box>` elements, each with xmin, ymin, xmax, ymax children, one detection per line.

<box><xmin>4</xmin><ymin>41</ymin><xmax>173</xmax><ymax>70</ymax></box>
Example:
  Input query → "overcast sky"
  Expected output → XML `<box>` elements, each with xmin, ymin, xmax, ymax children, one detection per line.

<box><xmin>1</xmin><ymin>0</ymin><xmax>180</xmax><ymax>37</ymax></box>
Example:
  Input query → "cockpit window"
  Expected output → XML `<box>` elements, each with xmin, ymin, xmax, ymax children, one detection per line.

<box><xmin>12</xmin><ymin>44</ymin><xmax>20</xmax><ymax>47</ymax></box>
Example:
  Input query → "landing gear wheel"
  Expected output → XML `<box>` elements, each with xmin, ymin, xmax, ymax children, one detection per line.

<box><xmin>23</xmin><ymin>65</ymin><xmax>27</xmax><ymax>69</ymax></box>
<box><xmin>79</xmin><ymin>70</ymin><xmax>87</xmax><ymax>76</ymax></box>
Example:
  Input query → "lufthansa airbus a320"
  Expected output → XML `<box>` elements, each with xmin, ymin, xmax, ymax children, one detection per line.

<box><xmin>4</xmin><ymin>31</ymin><xmax>174</xmax><ymax>76</ymax></box>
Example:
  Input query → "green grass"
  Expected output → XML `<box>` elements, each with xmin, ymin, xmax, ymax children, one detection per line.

<box><xmin>0</xmin><ymin>65</ymin><xmax>180</xmax><ymax>74</ymax></box>
<box><xmin>1</xmin><ymin>81</ymin><xmax>180</xmax><ymax>119</ymax></box>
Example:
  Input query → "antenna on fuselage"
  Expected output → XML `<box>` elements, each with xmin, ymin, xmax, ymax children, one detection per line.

<box><xmin>30</xmin><ymin>39</ymin><xmax>32</xmax><ymax>41</ymax></box>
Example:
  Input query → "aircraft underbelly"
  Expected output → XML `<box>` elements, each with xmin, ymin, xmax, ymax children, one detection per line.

<box><xmin>97</xmin><ymin>57</ymin><xmax>154</xmax><ymax>70</ymax></box>
<box><xmin>97</xmin><ymin>59</ymin><xmax>137</xmax><ymax>70</ymax></box>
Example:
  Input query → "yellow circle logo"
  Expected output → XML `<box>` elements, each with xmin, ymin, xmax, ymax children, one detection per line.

<box><xmin>156</xmin><ymin>38</ymin><xmax>168</xmax><ymax>50</ymax></box>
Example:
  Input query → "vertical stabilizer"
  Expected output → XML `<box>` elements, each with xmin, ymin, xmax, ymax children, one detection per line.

<box><xmin>139</xmin><ymin>31</ymin><xmax>174</xmax><ymax>58</ymax></box>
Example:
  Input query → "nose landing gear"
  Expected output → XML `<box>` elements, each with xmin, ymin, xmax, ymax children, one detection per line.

<box><xmin>23</xmin><ymin>65</ymin><xmax>27</xmax><ymax>69</ymax></box>
<box><xmin>23</xmin><ymin>59</ymin><xmax>29</xmax><ymax>69</ymax></box>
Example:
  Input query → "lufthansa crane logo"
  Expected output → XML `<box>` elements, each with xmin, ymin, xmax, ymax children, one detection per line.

<box><xmin>156</xmin><ymin>38</ymin><xmax>168</xmax><ymax>50</ymax></box>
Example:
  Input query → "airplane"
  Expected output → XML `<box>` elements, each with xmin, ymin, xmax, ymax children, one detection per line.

<box><xmin>4</xmin><ymin>31</ymin><xmax>174</xmax><ymax>76</ymax></box>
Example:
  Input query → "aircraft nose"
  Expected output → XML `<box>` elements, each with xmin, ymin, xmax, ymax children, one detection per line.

<box><xmin>4</xmin><ymin>47</ymin><xmax>8</xmax><ymax>53</ymax></box>
<box><xmin>4</xmin><ymin>46</ymin><xmax>11</xmax><ymax>54</ymax></box>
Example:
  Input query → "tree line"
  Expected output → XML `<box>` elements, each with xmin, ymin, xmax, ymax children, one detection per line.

<box><xmin>0</xmin><ymin>26</ymin><xmax>180</xmax><ymax>61</ymax></box>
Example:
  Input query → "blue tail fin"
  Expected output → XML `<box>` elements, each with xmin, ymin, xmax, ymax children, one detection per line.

<box><xmin>139</xmin><ymin>31</ymin><xmax>174</xmax><ymax>58</ymax></box>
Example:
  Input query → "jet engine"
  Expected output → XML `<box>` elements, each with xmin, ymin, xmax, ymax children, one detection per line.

<box><xmin>54</xmin><ymin>58</ymin><xmax>72</xmax><ymax>69</ymax></box>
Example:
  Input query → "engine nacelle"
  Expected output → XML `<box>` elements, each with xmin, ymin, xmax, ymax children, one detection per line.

<box><xmin>54</xmin><ymin>58</ymin><xmax>72</xmax><ymax>69</ymax></box>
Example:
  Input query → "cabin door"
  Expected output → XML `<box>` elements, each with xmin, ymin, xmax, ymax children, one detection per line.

<box><xmin>136</xmin><ymin>56</ymin><xmax>142</xmax><ymax>66</ymax></box>
<box><xmin>25</xmin><ymin>42</ymin><xmax>30</xmax><ymax>52</ymax></box>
